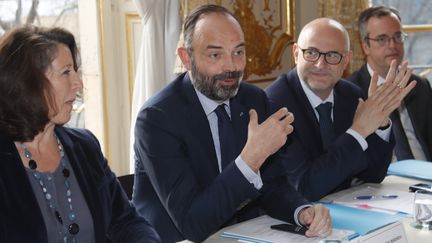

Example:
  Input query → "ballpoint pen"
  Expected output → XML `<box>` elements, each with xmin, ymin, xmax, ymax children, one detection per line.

<box><xmin>354</xmin><ymin>194</ymin><xmax>398</xmax><ymax>200</ymax></box>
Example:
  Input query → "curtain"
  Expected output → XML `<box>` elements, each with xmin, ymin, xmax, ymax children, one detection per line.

<box><xmin>174</xmin><ymin>0</ymin><xmax>212</xmax><ymax>74</ymax></box>
<box><xmin>317</xmin><ymin>0</ymin><xmax>369</xmax><ymax>76</ymax></box>
<box><xmin>130</xmin><ymin>0</ymin><xmax>181</xmax><ymax>172</ymax></box>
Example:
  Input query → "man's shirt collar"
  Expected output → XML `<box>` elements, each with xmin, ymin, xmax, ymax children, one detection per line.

<box><xmin>298</xmin><ymin>77</ymin><xmax>334</xmax><ymax>109</ymax></box>
<box><xmin>366</xmin><ymin>63</ymin><xmax>386</xmax><ymax>86</ymax></box>
<box><xmin>194</xmin><ymin>88</ymin><xmax>230</xmax><ymax>116</ymax></box>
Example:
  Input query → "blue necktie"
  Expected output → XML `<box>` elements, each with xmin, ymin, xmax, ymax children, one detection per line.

<box><xmin>316</xmin><ymin>102</ymin><xmax>335</xmax><ymax>149</ymax></box>
<box><xmin>215</xmin><ymin>104</ymin><xmax>236</xmax><ymax>170</ymax></box>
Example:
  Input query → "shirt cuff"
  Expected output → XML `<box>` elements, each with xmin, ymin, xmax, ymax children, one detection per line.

<box><xmin>235</xmin><ymin>156</ymin><xmax>263</xmax><ymax>189</ymax></box>
<box><xmin>294</xmin><ymin>204</ymin><xmax>313</xmax><ymax>226</ymax></box>
<box><xmin>375</xmin><ymin>119</ymin><xmax>392</xmax><ymax>142</ymax></box>
<box><xmin>346</xmin><ymin>128</ymin><xmax>368</xmax><ymax>151</ymax></box>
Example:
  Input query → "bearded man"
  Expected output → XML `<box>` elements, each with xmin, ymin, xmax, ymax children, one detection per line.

<box><xmin>132</xmin><ymin>4</ymin><xmax>332</xmax><ymax>243</ymax></box>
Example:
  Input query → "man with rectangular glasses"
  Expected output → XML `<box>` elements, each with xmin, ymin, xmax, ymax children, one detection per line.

<box><xmin>348</xmin><ymin>6</ymin><xmax>432</xmax><ymax>162</ymax></box>
<box><xmin>265</xmin><ymin>18</ymin><xmax>416</xmax><ymax>201</ymax></box>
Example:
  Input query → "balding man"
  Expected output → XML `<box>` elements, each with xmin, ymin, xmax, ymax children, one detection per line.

<box><xmin>265</xmin><ymin>18</ymin><xmax>416</xmax><ymax>201</ymax></box>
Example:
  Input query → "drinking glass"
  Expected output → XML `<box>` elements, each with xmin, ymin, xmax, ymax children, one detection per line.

<box><xmin>412</xmin><ymin>189</ymin><xmax>432</xmax><ymax>230</ymax></box>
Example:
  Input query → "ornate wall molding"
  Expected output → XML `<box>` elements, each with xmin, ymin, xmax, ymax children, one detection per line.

<box><xmin>178</xmin><ymin>0</ymin><xmax>295</xmax><ymax>83</ymax></box>
<box><xmin>318</xmin><ymin>0</ymin><xmax>369</xmax><ymax>76</ymax></box>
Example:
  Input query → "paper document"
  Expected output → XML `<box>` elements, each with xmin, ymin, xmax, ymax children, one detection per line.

<box><xmin>221</xmin><ymin>215</ymin><xmax>358</xmax><ymax>243</ymax></box>
<box><xmin>332</xmin><ymin>185</ymin><xmax>414</xmax><ymax>215</ymax></box>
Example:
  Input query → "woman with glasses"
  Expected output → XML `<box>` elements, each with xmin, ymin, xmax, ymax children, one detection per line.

<box><xmin>0</xmin><ymin>26</ymin><xmax>160</xmax><ymax>242</ymax></box>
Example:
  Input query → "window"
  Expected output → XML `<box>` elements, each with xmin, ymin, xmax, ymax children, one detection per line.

<box><xmin>371</xmin><ymin>0</ymin><xmax>432</xmax><ymax>83</ymax></box>
<box><xmin>0</xmin><ymin>0</ymin><xmax>84</xmax><ymax>128</ymax></box>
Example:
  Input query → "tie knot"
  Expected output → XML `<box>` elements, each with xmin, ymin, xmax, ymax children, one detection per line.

<box><xmin>215</xmin><ymin>104</ymin><xmax>230</xmax><ymax>121</ymax></box>
<box><xmin>315</xmin><ymin>102</ymin><xmax>332</xmax><ymax>118</ymax></box>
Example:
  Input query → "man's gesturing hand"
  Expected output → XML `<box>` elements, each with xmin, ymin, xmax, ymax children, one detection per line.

<box><xmin>241</xmin><ymin>107</ymin><xmax>294</xmax><ymax>172</ymax></box>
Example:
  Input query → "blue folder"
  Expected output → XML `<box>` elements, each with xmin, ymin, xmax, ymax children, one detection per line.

<box><xmin>325</xmin><ymin>203</ymin><xmax>406</xmax><ymax>236</ymax></box>
<box><xmin>387</xmin><ymin>160</ymin><xmax>432</xmax><ymax>181</ymax></box>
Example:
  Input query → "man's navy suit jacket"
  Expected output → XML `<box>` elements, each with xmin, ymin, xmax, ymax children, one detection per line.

<box><xmin>133</xmin><ymin>72</ymin><xmax>308</xmax><ymax>242</ymax></box>
<box><xmin>0</xmin><ymin>127</ymin><xmax>160</xmax><ymax>243</ymax></box>
<box><xmin>265</xmin><ymin>69</ymin><xmax>394</xmax><ymax>201</ymax></box>
<box><xmin>348</xmin><ymin>64</ymin><xmax>432</xmax><ymax>161</ymax></box>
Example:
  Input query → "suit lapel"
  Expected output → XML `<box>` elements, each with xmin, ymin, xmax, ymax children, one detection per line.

<box><xmin>357</xmin><ymin>65</ymin><xmax>372</xmax><ymax>98</ymax></box>
<box><xmin>402</xmin><ymin>77</ymin><xmax>430</xmax><ymax>159</ymax></box>
<box><xmin>229</xmin><ymin>98</ymin><xmax>249</xmax><ymax>157</ymax></box>
<box><xmin>289</xmin><ymin>71</ymin><xmax>321</xmax><ymax>135</ymax></box>
<box><xmin>181</xmin><ymin>75</ymin><xmax>220</xmax><ymax>176</ymax></box>
<box><xmin>0</xmin><ymin>135</ymin><xmax>47</xmax><ymax>241</ymax></box>
<box><xmin>333</xmin><ymin>83</ymin><xmax>355</xmax><ymax>136</ymax></box>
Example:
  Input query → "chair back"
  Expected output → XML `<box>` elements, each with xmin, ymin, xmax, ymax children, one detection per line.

<box><xmin>117</xmin><ymin>174</ymin><xmax>134</xmax><ymax>200</ymax></box>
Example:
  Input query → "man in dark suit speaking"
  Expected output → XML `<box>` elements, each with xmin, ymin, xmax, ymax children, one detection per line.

<box><xmin>266</xmin><ymin>18</ymin><xmax>416</xmax><ymax>201</ymax></box>
<box><xmin>132</xmin><ymin>4</ymin><xmax>331</xmax><ymax>243</ymax></box>
<box><xmin>348</xmin><ymin>6</ymin><xmax>432</xmax><ymax>161</ymax></box>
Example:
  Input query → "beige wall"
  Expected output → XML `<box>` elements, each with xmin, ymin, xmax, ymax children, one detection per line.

<box><xmin>296</xmin><ymin>0</ymin><xmax>318</xmax><ymax>37</ymax></box>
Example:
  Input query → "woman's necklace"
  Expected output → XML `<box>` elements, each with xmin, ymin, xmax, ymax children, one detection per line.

<box><xmin>21</xmin><ymin>136</ymin><xmax>80</xmax><ymax>242</ymax></box>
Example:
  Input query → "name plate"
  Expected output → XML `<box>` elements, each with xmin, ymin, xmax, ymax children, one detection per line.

<box><xmin>360</xmin><ymin>221</ymin><xmax>407</xmax><ymax>243</ymax></box>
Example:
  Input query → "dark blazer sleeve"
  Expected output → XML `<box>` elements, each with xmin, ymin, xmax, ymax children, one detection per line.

<box><xmin>355</xmin><ymin>134</ymin><xmax>393</xmax><ymax>183</ymax></box>
<box><xmin>259</xmin><ymin>163</ymin><xmax>309</xmax><ymax>222</ymax></box>
<box><xmin>62</xmin><ymin>128</ymin><xmax>160</xmax><ymax>243</ymax></box>
<box><xmin>266</xmin><ymin>71</ymin><xmax>393</xmax><ymax>201</ymax></box>
<box><xmin>271</xmin><ymin>133</ymin><xmax>366</xmax><ymax>201</ymax></box>
<box><xmin>134</xmin><ymin>106</ymin><xmax>260</xmax><ymax>242</ymax></box>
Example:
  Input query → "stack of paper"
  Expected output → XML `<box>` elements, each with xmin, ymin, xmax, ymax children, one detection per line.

<box><xmin>221</xmin><ymin>215</ymin><xmax>358</xmax><ymax>243</ymax></box>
